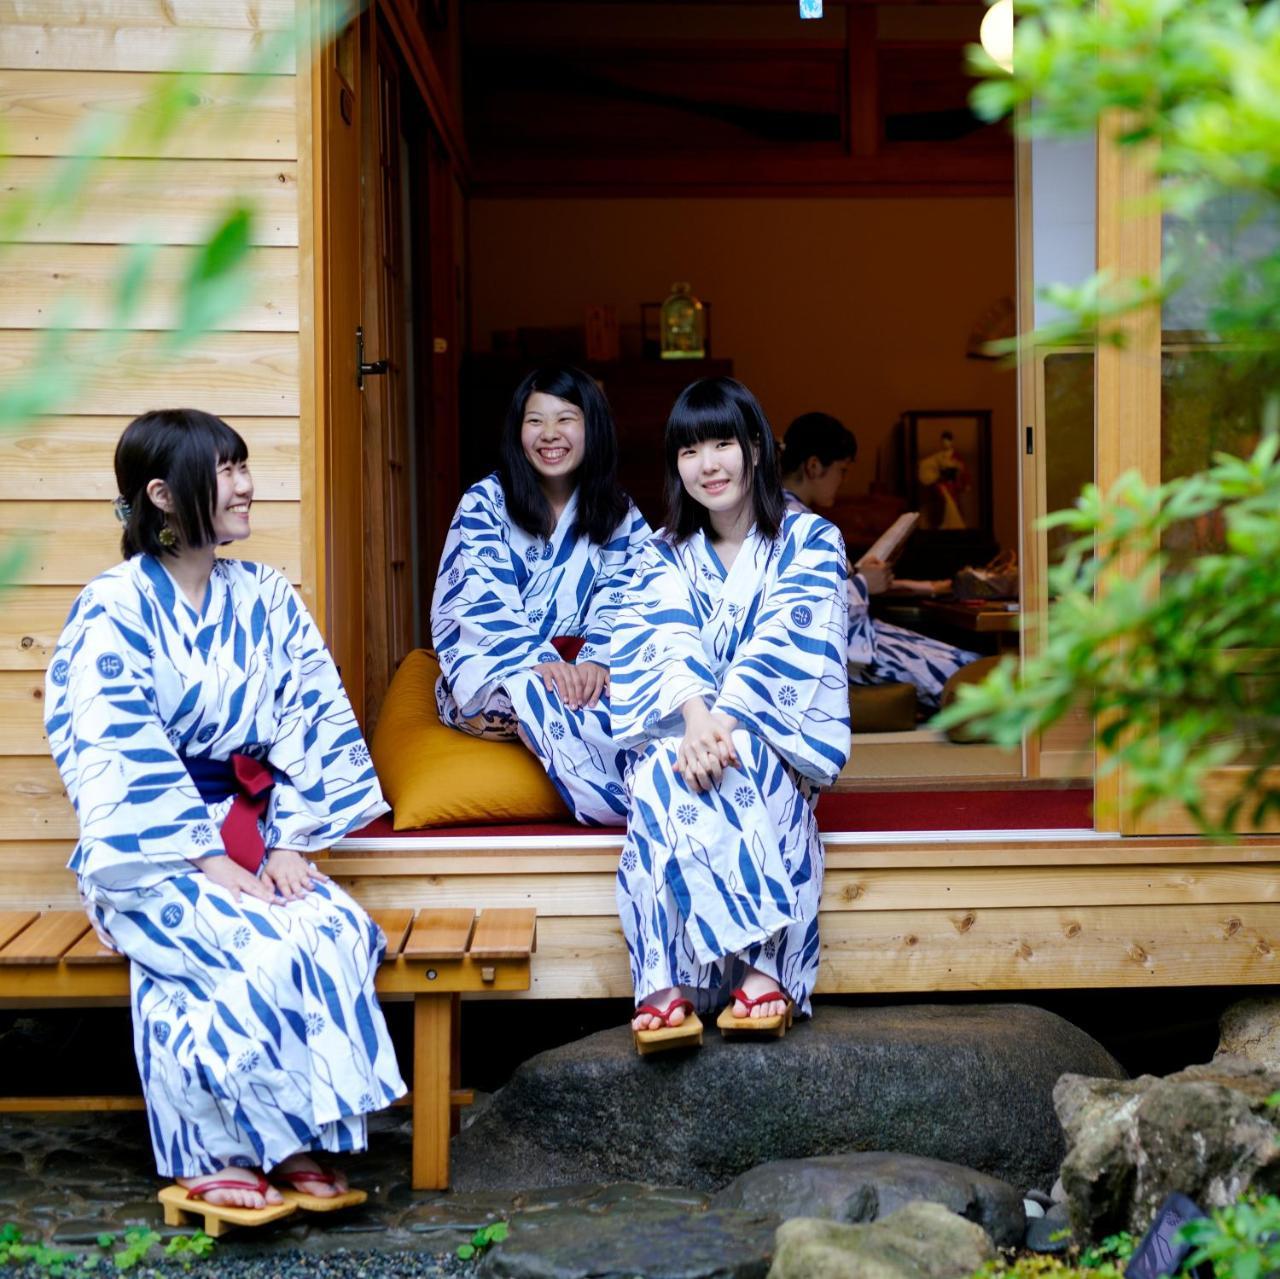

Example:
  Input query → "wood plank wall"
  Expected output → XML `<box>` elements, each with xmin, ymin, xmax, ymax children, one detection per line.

<box><xmin>0</xmin><ymin>0</ymin><xmax>305</xmax><ymax>909</ymax></box>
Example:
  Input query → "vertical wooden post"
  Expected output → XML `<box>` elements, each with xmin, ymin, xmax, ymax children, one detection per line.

<box><xmin>412</xmin><ymin>992</ymin><xmax>453</xmax><ymax>1190</ymax></box>
<box><xmin>449</xmin><ymin>993</ymin><xmax>463</xmax><ymax>1136</ymax></box>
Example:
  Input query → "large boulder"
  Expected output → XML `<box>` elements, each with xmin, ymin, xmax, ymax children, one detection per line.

<box><xmin>453</xmin><ymin>1004</ymin><xmax>1123</xmax><ymax>1193</ymax></box>
<box><xmin>1055</xmin><ymin>1060</ymin><xmax>1280</xmax><ymax>1239</ymax></box>
<box><xmin>1215</xmin><ymin>997</ymin><xmax>1280</xmax><ymax>1070</ymax></box>
<box><xmin>713</xmin><ymin>1152</ymin><xmax>1025</xmax><ymax>1248</ymax></box>
<box><xmin>768</xmin><ymin>1200</ymin><xmax>995</xmax><ymax>1279</ymax></box>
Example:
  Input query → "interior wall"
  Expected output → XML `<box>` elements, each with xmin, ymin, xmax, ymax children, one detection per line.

<box><xmin>469</xmin><ymin>197</ymin><xmax>1019</xmax><ymax>553</ymax></box>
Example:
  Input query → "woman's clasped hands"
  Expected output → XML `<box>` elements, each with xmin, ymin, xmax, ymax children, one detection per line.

<box><xmin>195</xmin><ymin>848</ymin><xmax>330</xmax><ymax>904</ymax></box>
<box><xmin>533</xmin><ymin>659</ymin><xmax>608</xmax><ymax>711</ymax></box>
<box><xmin>674</xmin><ymin>699</ymin><xmax>739</xmax><ymax>793</ymax></box>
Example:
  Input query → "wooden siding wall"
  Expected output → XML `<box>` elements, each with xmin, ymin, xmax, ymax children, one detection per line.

<box><xmin>0</xmin><ymin>0</ymin><xmax>305</xmax><ymax>910</ymax></box>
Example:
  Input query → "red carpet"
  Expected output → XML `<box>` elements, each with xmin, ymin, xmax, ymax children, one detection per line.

<box><xmin>349</xmin><ymin>788</ymin><xmax>1093</xmax><ymax>840</ymax></box>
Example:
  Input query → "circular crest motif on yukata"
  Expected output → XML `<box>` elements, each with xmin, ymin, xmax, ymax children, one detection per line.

<box><xmin>525</xmin><ymin>545</ymin><xmax>540</xmax><ymax>565</ymax></box>
<box><xmin>305</xmin><ymin>1012</ymin><xmax>326</xmax><ymax>1038</ymax></box>
<box><xmin>789</xmin><ymin>605</ymin><xmax>813</xmax><ymax>629</ymax></box>
<box><xmin>235</xmin><ymin>1050</ymin><xmax>260</xmax><ymax>1074</ymax></box>
<box><xmin>160</xmin><ymin>903</ymin><xmax>184</xmax><ymax>929</ymax></box>
<box><xmin>349</xmin><ymin>742</ymin><xmax>371</xmax><ymax>767</ymax></box>
<box><xmin>231</xmin><ymin>925</ymin><xmax>252</xmax><ymax>949</ymax></box>
<box><xmin>49</xmin><ymin>659</ymin><xmax>70</xmax><ymax>687</ymax></box>
<box><xmin>733</xmin><ymin>785</ymin><xmax>756</xmax><ymax>809</ymax></box>
<box><xmin>676</xmin><ymin>802</ymin><xmax>699</xmax><ymax>826</ymax></box>
<box><xmin>153</xmin><ymin>1021</ymin><xmax>171</xmax><ymax>1046</ymax></box>
<box><xmin>644</xmin><ymin>946</ymin><xmax>659</xmax><ymax>969</ymax></box>
<box><xmin>779</xmin><ymin>684</ymin><xmax>798</xmax><ymax>707</ymax></box>
<box><xmin>191</xmin><ymin>822</ymin><xmax>214</xmax><ymax>846</ymax></box>
<box><xmin>96</xmin><ymin>653</ymin><xmax>124</xmax><ymax>680</ymax></box>
<box><xmin>542</xmin><ymin>544</ymin><xmax>554</xmax><ymax>560</ymax></box>
<box><xmin>196</xmin><ymin>724</ymin><xmax>218</xmax><ymax>744</ymax></box>
<box><xmin>321</xmin><ymin>914</ymin><xmax>344</xmax><ymax>938</ymax></box>
<box><xmin>727</xmin><ymin>603</ymin><xmax>742</xmax><ymax>618</ymax></box>
<box><xmin>643</xmin><ymin>710</ymin><xmax>660</xmax><ymax>729</ymax></box>
<box><xmin>763</xmin><ymin>937</ymin><xmax>777</xmax><ymax>959</ymax></box>
<box><xmin>528</xmin><ymin>609</ymin><xmax>544</xmax><ymax>624</ymax></box>
<box><xmin>549</xmin><ymin>721</ymin><xmax>565</xmax><ymax>740</ymax></box>
<box><xmin>478</xmin><ymin>546</ymin><xmax>500</xmax><ymax>560</ymax></box>
<box><xmin>447</xmin><ymin>568</ymin><xmax>460</xmax><ymax>586</ymax></box>
<box><xmin>538</xmin><ymin>651</ymin><xmax>558</xmax><ymax>665</ymax></box>
<box><xmin>358</xmin><ymin>1091</ymin><xmax>376</xmax><ymax>1110</ymax></box>
<box><xmin>166</xmin><ymin>727</ymin><xmax>182</xmax><ymax>745</ymax></box>
<box><xmin>642</xmin><ymin>643</ymin><xmax>657</xmax><ymax>663</ymax></box>
<box><xmin>610</xmin><ymin>590</ymin><xmax>625</xmax><ymax>604</ymax></box>
<box><xmin>607</xmin><ymin>781</ymin><xmax>624</xmax><ymax>795</ymax></box>
<box><xmin>621</xmin><ymin>848</ymin><xmax>638</xmax><ymax>871</ymax></box>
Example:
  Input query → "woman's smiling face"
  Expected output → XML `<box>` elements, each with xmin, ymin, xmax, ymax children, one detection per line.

<box><xmin>521</xmin><ymin>392</ymin><xmax>585</xmax><ymax>483</ymax></box>
<box><xmin>677</xmin><ymin>436</ymin><xmax>750</xmax><ymax>514</ymax></box>
<box><xmin>211</xmin><ymin>456</ymin><xmax>253</xmax><ymax>544</ymax></box>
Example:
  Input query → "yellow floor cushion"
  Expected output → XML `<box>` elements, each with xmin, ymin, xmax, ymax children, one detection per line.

<box><xmin>370</xmin><ymin>649</ymin><xmax>569</xmax><ymax>829</ymax></box>
<box><xmin>850</xmin><ymin>681</ymin><xmax>918</xmax><ymax>733</ymax></box>
<box><xmin>938</xmin><ymin>655</ymin><xmax>1003</xmax><ymax>742</ymax></box>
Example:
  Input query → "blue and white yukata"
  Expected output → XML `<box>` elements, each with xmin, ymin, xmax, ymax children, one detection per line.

<box><xmin>44</xmin><ymin>555</ymin><xmax>406</xmax><ymax>1178</ymax></box>
<box><xmin>431</xmin><ymin>473</ymin><xmax>650</xmax><ymax>825</ymax></box>
<box><xmin>784</xmin><ymin>491</ymin><xmax>978</xmax><ymax>711</ymax></box>
<box><xmin>611</xmin><ymin>511</ymin><xmax>851</xmax><ymax>1017</ymax></box>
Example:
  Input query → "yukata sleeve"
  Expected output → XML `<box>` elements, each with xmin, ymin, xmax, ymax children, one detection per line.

<box><xmin>609</xmin><ymin>539</ymin><xmax>718</xmax><ymax>750</ymax></box>
<box><xmin>430</xmin><ymin>484</ymin><xmax>556</xmax><ymax>716</ymax></box>
<box><xmin>846</xmin><ymin>569</ymin><xmax>876</xmax><ymax>665</ymax></box>
<box><xmin>714</xmin><ymin>517</ymin><xmax>852</xmax><ymax>786</ymax></box>
<box><xmin>577</xmin><ymin>502</ymin><xmax>652</xmax><ymax>667</ymax></box>
<box><xmin>44</xmin><ymin>588</ymin><xmax>226</xmax><ymax>890</ymax></box>
<box><xmin>264</xmin><ymin>575</ymin><xmax>389</xmax><ymax>852</ymax></box>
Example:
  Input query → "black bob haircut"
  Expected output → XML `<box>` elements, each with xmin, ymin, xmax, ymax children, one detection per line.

<box><xmin>497</xmin><ymin>365</ymin><xmax>629</xmax><ymax>545</ymax></box>
<box><xmin>663</xmin><ymin>377</ymin><xmax>785</xmax><ymax>543</ymax></box>
<box><xmin>114</xmin><ymin>408</ymin><xmax>248</xmax><ymax>559</ymax></box>
<box><xmin>780</xmin><ymin>411</ymin><xmax>857</xmax><ymax>475</ymax></box>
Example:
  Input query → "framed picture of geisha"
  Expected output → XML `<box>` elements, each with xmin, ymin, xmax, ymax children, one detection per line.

<box><xmin>901</xmin><ymin>410</ymin><xmax>993</xmax><ymax>537</ymax></box>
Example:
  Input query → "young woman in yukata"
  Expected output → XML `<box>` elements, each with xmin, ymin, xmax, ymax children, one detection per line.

<box><xmin>610</xmin><ymin>378</ymin><xmax>851</xmax><ymax>1053</ymax></box>
<box><xmin>431</xmin><ymin>366</ymin><xmax>650</xmax><ymax>825</ymax></box>
<box><xmin>45</xmin><ymin>410</ymin><xmax>405</xmax><ymax>1212</ymax></box>
<box><xmin>779</xmin><ymin>412</ymin><xmax>978</xmax><ymax>713</ymax></box>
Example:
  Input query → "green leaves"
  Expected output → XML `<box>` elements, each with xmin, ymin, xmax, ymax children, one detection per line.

<box><xmin>170</xmin><ymin>205</ymin><xmax>255</xmax><ymax>350</ymax></box>
<box><xmin>457</xmin><ymin>1220</ymin><xmax>510</xmax><ymax>1262</ymax></box>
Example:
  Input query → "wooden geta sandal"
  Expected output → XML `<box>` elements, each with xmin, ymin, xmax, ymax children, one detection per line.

<box><xmin>158</xmin><ymin>1176</ymin><xmax>297</xmax><ymax>1236</ymax></box>
<box><xmin>633</xmin><ymin>996</ymin><xmax>704</xmax><ymax>1056</ymax></box>
<box><xmin>271</xmin><ymin>1167</ymin><xmax>368</xmax><ymax>1212</ymax></box>
<box><xmin>716</xmin><ymin>987</ymin><xmax>794</xmax><ymax>1039</ymax></box>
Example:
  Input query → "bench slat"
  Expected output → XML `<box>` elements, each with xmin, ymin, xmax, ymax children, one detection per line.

<box><xmin>0</xmin><ymin>911</ymin><xmax>38</xmax><ymax>952</ymax></box>
<box><xmin>63</xmin><ymin>929</ymin><xmax>125</xmax><ymax>966</ymax></box>
<box><xmin>469</xmin><ymin>908</ymin><xmax>537</xmax><ymax>960</ymax></box>
<box><xmin>403</xmin><ymin>909</ymin><xmax>475</xmax><ymax>960</ymax></box>
<box><xmin>371</xmin><ymin>909</ymin><xmax>415</xmax><ymax>957</ymax></box>
<box><xmin>0</xmin><ymin>911</ymin><xmax>89</xmax><ymax>964</ymax></box>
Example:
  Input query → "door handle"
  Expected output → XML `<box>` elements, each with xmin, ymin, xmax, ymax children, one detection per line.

<box><xmin>356</xmin><ymin>326</ymin><xmax>390</xmax><ymax>390</ymax></box>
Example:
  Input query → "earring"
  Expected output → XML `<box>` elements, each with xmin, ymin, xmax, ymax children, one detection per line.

<box><xmin>157</xmin><ymin>520</ymin><xmax>178</xmax><ymax>549</ymax></box>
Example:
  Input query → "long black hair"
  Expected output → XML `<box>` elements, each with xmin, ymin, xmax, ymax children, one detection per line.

<box><xmin>496</xmin><ymin>366</ymin><xmax>629</xmax><ymax>544</ymax></box>
<box><xmin>114</xmin><ymin>408</ymin><xmax>248</xmax><ymax>558</ymax></box>
<box><xmin>780</xmin><ymin>411</ymin><xmax>857</xmax><ymax>474</ymax></box>
<box><xmin>663</xmin><ymin>377</ymin><xmax>785</xmax><ymax>542</ymax></box>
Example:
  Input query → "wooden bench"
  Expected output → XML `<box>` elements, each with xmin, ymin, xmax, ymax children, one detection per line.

<box><xmin>0</xmin><ymin>905</ymin><xmax>536</xmax><ymax>1191</ymax></box>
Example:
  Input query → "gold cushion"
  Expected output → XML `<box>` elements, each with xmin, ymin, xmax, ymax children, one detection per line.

<box><xmin>370</xmin><ymin>649</ymin><xmax>569</xmax><ymax>829</ymax></box>
<box><xmin>849</xmin><ymin>681</ymin><xmax>918</xmax><ymax>733</ymax></box>
<box><xmin>939</xmin><ymin>655</ymin><xmax>1003</xmax><ymax>742</ymax></box>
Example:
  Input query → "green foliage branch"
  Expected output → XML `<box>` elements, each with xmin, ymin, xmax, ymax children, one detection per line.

<box><xmin>937</xmin><ymin>0</ymin><xmax>1280</xmax><ymax>830</ymax></box>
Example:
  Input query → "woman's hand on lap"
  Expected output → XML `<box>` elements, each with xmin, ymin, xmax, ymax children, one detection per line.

<box><xmin>534</xmin><ymin>660</ymin><xmax>586</xmax><ymax>710</ymax></box>
<box><xmin>674</xmin><ymin>701</ymin><xmax>739</xmax><ymax>793</ymax></box>
<box><xmin>577</xmin><ymin>661</ymin><xmax>609</xmax><ymax>708</ymax></box>
<box><xmin>263</xmin><ymin>848</ymin><xmax>328</xmax><ymax>902</ymax></box>
<box><xmin>195</xmin><ymin>853</ymin><xmax>276</xmax><ymax>904</ymax></box>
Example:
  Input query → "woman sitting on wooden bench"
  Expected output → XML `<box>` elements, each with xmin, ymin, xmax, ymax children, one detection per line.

<box><xmin>44</xmin><ymin>410</ymin><xmax>406</xmax><ymax>1217</ymax></box>
<box><xmin>610</xmin><ymin>378</ymin><xmax>851</xmax><ymax>1054</ymax></box>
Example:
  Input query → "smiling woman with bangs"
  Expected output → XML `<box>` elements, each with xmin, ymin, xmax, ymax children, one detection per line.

<box><xmin>609</xmin><ymin>378</ymin><xmax>851</xmax><ymax>1055</ymax></box>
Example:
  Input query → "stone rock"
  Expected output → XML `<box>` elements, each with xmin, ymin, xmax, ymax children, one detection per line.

<box><xmin>1023</xmin><ymin>1201</ymin><xmax>1045</xmax><ymax>1220</ymax></box>
<box><xmin>713</xmin><ymin>1152</ymin><xmax>1025</xmax><ymax>1248</ymax></box>
<box><xmin>1216</xmin><ymin>998</ymin><xmax>1280</xmax><ymax>1070</ymax></box>
<box><xmin>1025</xmin><ymin>1202</ymin><xmax>1072</xmax><ymax>1254</ymax></box>
<box><xmin>476</xmin><ymin>1200</ymin><xmax>778</xmax><ymax>1279</ymax></box>
<box><xmin>1055</xmin><ymin>1059</ymin><xmax>1280</xmax><ymax>1239</ymax></box>
<box><xmin>1050</xmin><ymin>1178</ymin><xmax>1066</xmax><ymax>1204</ymax></box>
<box><xmin>454</xmin><ymin>1005</ymin><xmax>1122</xmax><ymax>1194</ymax></box>
<box><xmin>768</xmin><ymin>1200</ymin><xmax>994</xmax><ymax>1279</ymax></box>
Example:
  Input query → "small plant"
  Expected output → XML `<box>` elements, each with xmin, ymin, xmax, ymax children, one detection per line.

<box><xmin>456</xmin><ymin>1221</ymin><xmax>509</xmax><ymax>1262</ymax></box>
<box><xmin>0</xmin><ymin>1225</ymin><xmax>79</xmax><ymax>1278</ymax></box>
<box><xmin>109</xmin><ymin>1230</ymin><xmax>160</xmax><ymax>1274</ymax></box>
<box><xmin>973</xmin><ymin>1250</ymin><xmax>1125</xmax><ymax>1279</ymax></box>
<box><xmin>1179</xmin><ymin>1194</ymin><xmax>1280</xmax><ymax>1279</ymax></box>
<box><xmin>161</xmin><ymin>1233</ymin><xmax>215</xmax><ymax>1270</ymax></box>
<box><xmin>1079</xmin><ymin>1232</ymin><xmax>1138</xmax><ymax>1269</ymax></box>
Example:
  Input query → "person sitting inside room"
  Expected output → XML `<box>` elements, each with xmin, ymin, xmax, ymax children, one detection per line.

<box><xmin>44</xmin><ymin>408</ymin><xmax>406</xmax><ymax>1214</ymax></box>
<box><xmin>431</xmin><ymin>365</ymin><xmax>651</xmax><ymax>825</ymax></box>
<box><xmin>611</xmin><ymin>378</ymin><xmax>850</xmax><ymax>1054</ymax></box>
<box><xmin>780</xmin><ymin>411</ymin><xmax>979</xmax><ymax>713</ymax></box>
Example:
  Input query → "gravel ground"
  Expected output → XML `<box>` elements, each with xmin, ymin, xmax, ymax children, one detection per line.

<box><xmin>2</xmin><ymin>1252</ymin><xmax>468</xmax><ymax>1279</ymax></box>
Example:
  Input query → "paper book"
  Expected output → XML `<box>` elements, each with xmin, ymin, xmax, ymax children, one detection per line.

<box><xmin>862</xmin><ymin>512</ymin><xmax>919</xmax><ymax>566</ymax></box>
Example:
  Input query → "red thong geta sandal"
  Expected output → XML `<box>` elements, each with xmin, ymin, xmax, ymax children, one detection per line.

<box><xmin>634</xmin><ymin>996</ymin><xmax>695</xmax><ymax>1027</ymax></box>
<box><xmin>271</xmin><ymin>1167</ymin><xmax>344</xmax><ymax>1193</ymax></box>
<box><xmin>727</xmin><ymin>988</ymin><xmax>789</xmax><ymax>1014</ymax></box>
<box><xmin>184</xmin><ymin>1173</ymin><xmax>271</xmax><ymax>1202</ymax></box>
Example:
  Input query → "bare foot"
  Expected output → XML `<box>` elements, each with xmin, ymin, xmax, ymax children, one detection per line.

<box><xmin>177</xmin><ymin>1167</ymin><xmax>283</xmax><ymax>1209</ymax></box>
<box><xmin>272</xmin><ymin>1152</ymin><xmax>349</xmax><ymax>1197</ymax></box>
<box><xmin>632</xmin><ymin>986</ymin><xmax>689</xmax><ymax>1032</ymax></box>
<box><xmin>733</xmin><ymin>967</ymin><xmax>789</xmax><ymax>1021</ymax></box>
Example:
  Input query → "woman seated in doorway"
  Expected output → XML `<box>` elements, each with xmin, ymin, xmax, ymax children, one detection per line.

<box><xmin>780</xmin><ymin>412</ymin><xmax>979</xmax><ymax>713</ymax></box>
<box><xmin>431</xmin><ymin>366</ymin><xmax>650</xmax><ymax>825</ymax></box>
<box><xmin>44</xmin><ymin>409</ymin><xmax>405</xmax><ymax>1211</ymax></box>
<box><xmin>611</xmin><ymin>378</ymin><xmax>850</xmax><ymax>1052</ymax></box>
